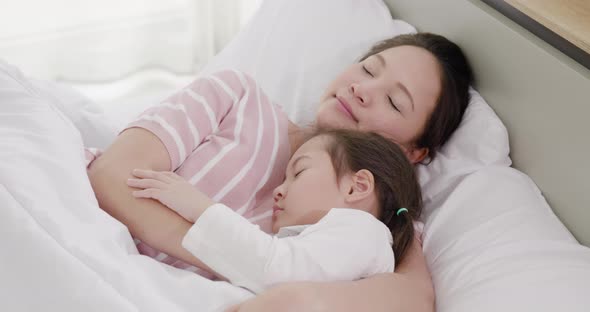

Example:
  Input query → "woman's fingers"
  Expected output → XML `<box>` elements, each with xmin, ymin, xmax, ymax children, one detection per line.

<box><xmin>127</xmin><ymin>178</ymin><xmax>167</xmax><ymax>190</ymax></box>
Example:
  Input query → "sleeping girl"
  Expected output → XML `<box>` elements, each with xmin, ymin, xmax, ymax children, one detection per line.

<box><xmin>126</xmin><ymin>129</ymin><xmax>423</xmax><ymax>293</ymax></box>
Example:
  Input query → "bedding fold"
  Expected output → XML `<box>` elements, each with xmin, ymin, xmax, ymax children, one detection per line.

<box><xmin>0</xmin><ymin>62</ymin><xmax>252</xmax><ymax>312</ymax></box>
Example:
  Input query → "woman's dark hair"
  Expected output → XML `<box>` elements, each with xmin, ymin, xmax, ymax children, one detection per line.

<box><xmin>314</xmin><ymin>129</ymin><xmax>422</xmax><ymax>266</ymax></box>
<box><xmin>360</xmin><ymin>33</ymin><xmax>474</xmax><ymax>161</ymax></box>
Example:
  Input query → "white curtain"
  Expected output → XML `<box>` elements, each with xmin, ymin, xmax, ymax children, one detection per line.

<box><xmin>192</xmin><ymin>0</ymin><xmax>261</xmax><ymax>65</ymax></box>
<box><xmin>0</xmin><ymin>0</ymin><xmax>261</xmax><ymax>82</ymax></box>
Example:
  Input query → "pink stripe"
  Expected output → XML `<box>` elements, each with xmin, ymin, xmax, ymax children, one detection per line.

<box><xmin>124</xmin><ymin>71</ymin><xmax>239</xmax><ymax>170</ymax></box>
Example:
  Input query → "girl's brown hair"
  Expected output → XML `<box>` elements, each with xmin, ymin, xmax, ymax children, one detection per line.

<box><xmin>315</xmin><ymin>129</ymin><xmax>422</xmax><ymax>266</ymax></box>
<box><xmin>360</xmin><ymin>32</ymin><xmax>474</xmax><ymax>161</ymax></box>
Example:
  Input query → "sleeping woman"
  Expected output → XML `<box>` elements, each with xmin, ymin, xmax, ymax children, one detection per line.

<box><xmin>87</xmin><ymin>32</ymin><xmax>473</xmax><ymax>311</ymax></box>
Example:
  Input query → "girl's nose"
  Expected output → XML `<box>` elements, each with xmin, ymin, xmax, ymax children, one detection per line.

<box><xmin>273</xmin><ymin>185</ymin><xmax>284</xmax><ymax>202</ymax></box>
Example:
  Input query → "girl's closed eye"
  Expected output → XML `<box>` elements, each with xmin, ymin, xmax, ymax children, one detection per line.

<box><xmin>362</xmin><ymin>65</ymin><xmax>373</xmax><ymax>77</ymax></box>
<box><xmin>294</xmin><ymin>168</ymin><xmax>305</xmax><ymax>178</ymax></box>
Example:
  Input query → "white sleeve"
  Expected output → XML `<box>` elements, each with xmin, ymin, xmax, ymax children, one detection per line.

<box><xmin>181</xmin><ymin>203</ymin><xmax>275</xmax><ymax>293</ymax></box>
<box><xmin>262</xmin><ymin>209</ymin><xmax>395</xmax><ymax>285</ymax></box>
<box><xmin>182</xmin><ymin>206</ymin><xmax>394</xmax><ymax>293</ymax></box>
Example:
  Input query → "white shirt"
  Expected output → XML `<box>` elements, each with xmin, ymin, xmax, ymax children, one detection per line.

<box><xmin>182</xmin><ymin>204</ymin><xmax>395</xmax><ymax>294</ymax></box>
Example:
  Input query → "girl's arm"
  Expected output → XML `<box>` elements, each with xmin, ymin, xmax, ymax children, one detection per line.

<box><xmin>87</xmin><ymin>127</ymin><xmax>215</xmax><ymax>273</ymax></box>
<box><xmin>227</xmin><ymin>237</ymin><xmax>434</xmax><ymax>312</ymax></box>
<box><xmin>180</xmin><ymin>206</ymin><xmax>393</xmax><ymax>294</ymax></box>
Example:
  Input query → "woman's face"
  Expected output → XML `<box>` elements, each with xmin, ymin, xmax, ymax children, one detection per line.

<box><xmin>316</xmin><ymin>45</ymin><xmax>442</xmax><ymax>163</ymax></box>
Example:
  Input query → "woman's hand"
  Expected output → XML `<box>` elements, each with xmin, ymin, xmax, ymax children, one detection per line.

<box><xmin>225</xmin><ymin>259</ymin><xmax>434</xmax><ymax>312</ymax></box>
<box><xmin>127</xmin><ymin>169</ymin><xmax>215</xmax><ymax>222</ymax></box>
<box><xmin>224</xmin><ymin>283</ymin><xmax>321</xmax><ymax>312</ymax></box>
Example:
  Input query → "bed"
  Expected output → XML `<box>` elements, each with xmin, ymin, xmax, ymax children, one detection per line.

<box><xmin>1</xmin><ymin>0</ymin><xmax>589</xmax><ymax>311</ymax></box>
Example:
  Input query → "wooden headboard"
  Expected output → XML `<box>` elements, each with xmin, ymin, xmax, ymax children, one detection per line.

<box><xmin>383</xmin><ymin>0</ymin><xmax>590</xmax><ymax>246</ymax></box>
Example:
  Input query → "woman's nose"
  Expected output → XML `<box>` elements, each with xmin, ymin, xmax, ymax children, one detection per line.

<box><xmin>350</xmin><ymin>83</ymin><xmax>370</xmax><ymax>107</ymax></box>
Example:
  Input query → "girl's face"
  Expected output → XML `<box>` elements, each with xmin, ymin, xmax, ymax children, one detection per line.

<box><xmin>316</xmin><ymin>45</ymin><xmax>442</xmax><ymax>163</ymax></box>
<box><xmin>271</xmin><ymin>136</ymin><xmax>349</xmax><ymax>233</ymax></box>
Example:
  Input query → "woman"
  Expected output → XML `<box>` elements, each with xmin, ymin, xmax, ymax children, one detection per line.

<box><xmin>88</xmin><ymin>33</ymin><xmax>473</xmax><ymax>311</ymax></box>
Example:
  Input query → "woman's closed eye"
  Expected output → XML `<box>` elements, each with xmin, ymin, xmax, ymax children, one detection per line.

<box><xmin>363</xmin><ymin>64</ymin><xmax>401</xmax><ymax>113</ymax></box>
<box><xmin>388</xmin><ymin>96</ymin><xmax>401</xmax><ymax>112</ymax></box>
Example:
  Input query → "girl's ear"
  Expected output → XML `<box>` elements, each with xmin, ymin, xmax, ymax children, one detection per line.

<box><xmin>343</xmin><ymin>169</ymin><xmax>375</xmax><ymax>203</ymax></box>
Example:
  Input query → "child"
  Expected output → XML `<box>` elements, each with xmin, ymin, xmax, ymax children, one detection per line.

<box><xmin>127</xmin><ymin>129</ymin><xmax>423</xmax><ymax>293</ymax></box>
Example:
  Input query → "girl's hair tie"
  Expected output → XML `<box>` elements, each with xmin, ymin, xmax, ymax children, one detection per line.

<box><xmin>396</xmin><ymin>208</ymin><xmax>408</xmax><ymax>216</ymax></box>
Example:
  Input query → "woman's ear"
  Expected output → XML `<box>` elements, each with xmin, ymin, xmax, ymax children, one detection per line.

<box><xmin>405</xmin><ymin>146</ymin><xmax>429</xmax><ymax>164</ymax></box>
<box><xmin>344</xmin><ymin>169</ymin><xmax>375</xmax><ymax>203</ymax></box>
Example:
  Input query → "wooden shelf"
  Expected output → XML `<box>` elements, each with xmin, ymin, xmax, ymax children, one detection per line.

<box><xmin>505</xmin><ymin>0</ymin><xmax>590</xmax><ymax>54</ymax></box>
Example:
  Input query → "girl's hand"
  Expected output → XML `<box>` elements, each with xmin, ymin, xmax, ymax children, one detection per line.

<box><xmin>127</xmin><ymin>169</ymin><xmax>215</xmax><ymax>222</ymax></box>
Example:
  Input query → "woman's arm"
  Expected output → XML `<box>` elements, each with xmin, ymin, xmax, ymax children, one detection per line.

<box><xmin>229</xmin><ymin>237</ymin><xmax>434</xmax><ymax>312</ymax></box>
<box><xmin>87</xmin><ymin>127</ymin><xmax>215</xmax><ymax>272</ymax></box>
<box><xmin>313</xmin><ymin>237</ymin><xmax>434</xmax><ymax>312</ymax></box>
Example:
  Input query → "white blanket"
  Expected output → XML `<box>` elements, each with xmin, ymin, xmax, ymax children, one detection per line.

<box><xmin>0</xmin><ymin>63</ymin><xmax>252</xmax><ymax>311</ymax></box>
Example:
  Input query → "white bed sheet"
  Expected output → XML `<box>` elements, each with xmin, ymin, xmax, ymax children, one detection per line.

<box><xmin>3</xmin><ymin>0</ymin><xmax>590</xmax><ymax>310</ymax></box>
<box><xmin>0</xmin><ymin>62</ymin><xmax>252</xmax><ymax>312</ymax></box>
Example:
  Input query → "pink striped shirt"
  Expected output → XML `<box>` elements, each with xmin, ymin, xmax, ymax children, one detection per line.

<box><xmin>86</xmin><ymin>70</ymin><xmax>291</xmax><ymax>277</ymax></box>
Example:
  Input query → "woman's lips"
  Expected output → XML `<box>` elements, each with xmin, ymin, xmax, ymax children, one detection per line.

<box><xmin>336</xmin><ymin>96</ymin><xmax>358</xmax><ymax>122</ymax></box>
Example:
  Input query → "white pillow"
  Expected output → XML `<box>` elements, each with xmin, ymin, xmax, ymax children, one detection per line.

<box><xmin>199</xmin><ymin>0</ymin><xmax>415</xmax><ymax>126</ymax></box>
<box><xmin>424</xmin><ymin>166</ymin><xmax>590</xmax><ymax>312</ymax></box>
<box><xmin>416</xmin><ymin>89</ymin><xmax>511</xmax><ymax>220</ymax></box>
